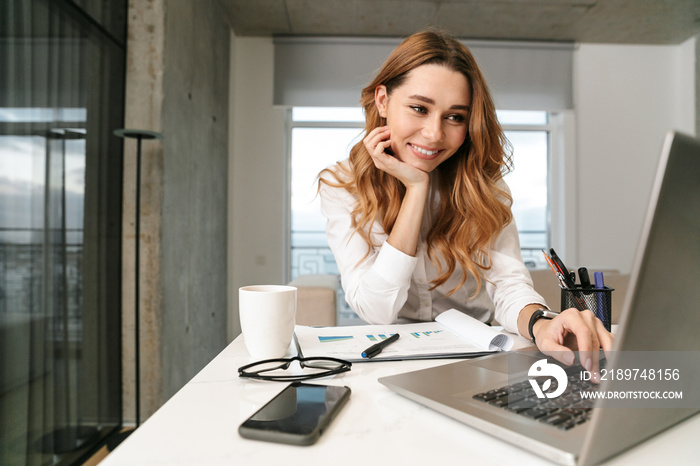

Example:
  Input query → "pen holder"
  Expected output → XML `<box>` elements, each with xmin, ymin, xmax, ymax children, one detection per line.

<box><xmin>560</xmin><ymin>286</ymin><xmax>614</xmax><ymax>332</ymax></box>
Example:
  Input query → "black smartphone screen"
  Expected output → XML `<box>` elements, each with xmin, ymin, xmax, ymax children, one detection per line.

<box><xmin>238</xmin><ymin>383</ymin><xmax>351</xmax><ymax>446</ymax></box>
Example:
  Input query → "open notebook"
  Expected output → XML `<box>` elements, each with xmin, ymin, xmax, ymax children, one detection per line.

<box><xmin>294</xmin><ymin>309</ymin><xmax>514</xmax><ymax>362</ymax></box>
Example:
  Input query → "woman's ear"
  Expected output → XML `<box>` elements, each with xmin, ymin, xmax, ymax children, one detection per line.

<box><xmin>374</xmin><ymin>85</ymin><xmax>388</xmax><ymax>118</ymax></box>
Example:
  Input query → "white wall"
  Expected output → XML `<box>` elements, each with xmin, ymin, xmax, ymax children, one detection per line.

<box><xmin>228</xmin><ymin>36</ymin><xmax>696</xmax><ymax>337</ymax></box>
<box><xmin>574</xmin><ymin>37</ymin><xmax>695</xmax><ymax>273</ymax></box>
<box><xmin>229</xmin><ymin>37</ymin><xmax>288</xmax><ymax>340</ymax></box>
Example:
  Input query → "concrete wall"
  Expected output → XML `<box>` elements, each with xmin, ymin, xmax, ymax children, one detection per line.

<box><xmin>123</xmin><ymin>0</ymin><xmax>229</xmax><ymax>422</ymax></box>
<box><xmin>160</xmin><ymin>0</ymin><xmax>230</xmax><ymax>402</ymax></box>
<box><xmin>228</xmin><ymin>37</ymin><xmax>696</xmax><ymax>337</ymax></box>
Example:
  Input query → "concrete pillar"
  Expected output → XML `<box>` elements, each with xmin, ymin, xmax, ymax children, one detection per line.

<box><xmin>122</xmin><ymin>0</ymin><xmax>165</xmax><ymax>425</ymax></box>
<box><xmin>122</xmin><ymin>0</ymin><xmax>229</xmax><ymax>424</ymax></box>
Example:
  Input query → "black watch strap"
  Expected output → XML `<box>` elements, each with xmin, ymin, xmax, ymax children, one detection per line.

<box><xmin>528</xmin><ymin>308</ymin><xmax>558</xmax><ymax>344</ymax></box>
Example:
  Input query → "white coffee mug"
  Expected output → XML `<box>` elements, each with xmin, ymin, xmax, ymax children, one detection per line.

<box><xmin>239</xmin><ymin>285</ymin><xmax>297</xmax><ymax>359</ymax></box>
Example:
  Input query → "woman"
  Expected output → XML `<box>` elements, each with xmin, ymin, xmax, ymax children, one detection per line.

<box><xmin>318</xmin><ymin>30</ymin><xmax>612</xmax><ymax>373</ymax></box>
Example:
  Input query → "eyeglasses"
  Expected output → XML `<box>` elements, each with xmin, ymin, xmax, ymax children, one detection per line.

<box><xmin>238</xmin><ymin>356</ymin><xmax>352</xmax><ymax>382</ymax></box>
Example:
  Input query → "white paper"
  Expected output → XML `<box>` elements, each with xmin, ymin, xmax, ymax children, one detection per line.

<box><xmin>435</xmin><ymin>309</ymin><xmax>514</xmax><ymax>351</ymax></box>
<box><xmin>294</xmin><ymin>309</ymin><xmax>514</xmax><ymax>362</ymax></box>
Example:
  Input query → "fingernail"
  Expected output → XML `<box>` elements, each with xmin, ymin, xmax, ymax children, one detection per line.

<box><xmin>564</xmin><ymin>352</ymin><xmax>574</xmax><ymax>365</ymax></box>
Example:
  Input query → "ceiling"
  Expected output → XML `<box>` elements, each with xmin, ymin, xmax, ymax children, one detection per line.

<box><xmin>218</xmin><ymin>0</ymin><xmax>700</xmax><ymax>45</ymax></box>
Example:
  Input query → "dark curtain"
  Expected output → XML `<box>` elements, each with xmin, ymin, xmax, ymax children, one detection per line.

<box><xmin>0</xmin><ymin>1</ymin><xmax>126</xmax><ymax>464</ymax></box>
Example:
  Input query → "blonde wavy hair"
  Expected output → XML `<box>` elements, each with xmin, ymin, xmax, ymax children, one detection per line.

<box><xmin>319</xmin><ymin>30</ymin><xmax>513</xmax><ymax>296</ymax></box>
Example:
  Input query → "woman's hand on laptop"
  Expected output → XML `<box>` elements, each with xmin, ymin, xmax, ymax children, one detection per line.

<box><xmin>531</xmin><ymin>308</ymin><xmax>614</xmax><ymax>383</ymax></box>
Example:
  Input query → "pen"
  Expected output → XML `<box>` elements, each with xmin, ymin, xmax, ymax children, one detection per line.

<box><xmin>549</xmin><ymin>248</ymin><xmax>576</xmax><ymax>289</ymax></box>
<box><xmin>593</xmin><ymin>272</ymin><xmax>610</xmax><ymax>330</ymax></box>
<box><xmin>542</xmin><ymin>250</ymin><xmax>568</xmax><ymax>288</ymax></box>
<box><xmin>361</xmin><ymin>333</ymin><xmax>400</xmax><ymax>359</ymax></box>
<box><xmin>578</xmin><ymin>267</ymin><xmax>592</xmax><ymax>288</ymax></box>
<box><xmin>594</xmin><ymin>271</ymin><xmax>605</xmax><ymax>289</ymax></box>
<box><xmin>543</xmin><ymin>249</ymin><xmax>586</xmax><ymax>310</ymax></box>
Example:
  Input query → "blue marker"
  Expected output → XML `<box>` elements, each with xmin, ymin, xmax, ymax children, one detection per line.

<box><xmin>594</xmin><ymin>272</ymin><xmax>610</xmax><ymax>331</ymax></box>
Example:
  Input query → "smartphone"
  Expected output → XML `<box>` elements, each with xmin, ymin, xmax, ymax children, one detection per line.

<box><xmin>238</xmin><ymin>382</ymin><xmax>351</xmax><ymax>446</ymax></box>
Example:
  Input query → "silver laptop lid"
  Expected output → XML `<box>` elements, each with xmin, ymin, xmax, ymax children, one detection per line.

<box><xmin>579</xmin><ymin>131</ymin><xmax>700</xmax><ymax>465</ymax></box>
<box><xmin>611</xmin><ymin>131</ymin><xmax>700</xmax><ymax>353</ymax></box>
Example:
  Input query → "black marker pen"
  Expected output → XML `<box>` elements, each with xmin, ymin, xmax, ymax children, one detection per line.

<box><xmin>361</xmin><ymin>333</ymin><xmax>400</xmax><ymax>359</ymax></box>
<box><xmin>578</xmin><ymin>267</ymin><xmax>592</xmax><ymax>288</ymax></box>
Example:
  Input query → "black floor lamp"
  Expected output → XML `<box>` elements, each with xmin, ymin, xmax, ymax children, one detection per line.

<box><xmin>110</xmin><ymin>128</ymin><xmax>163</xmax><ymax>447</ymax></box>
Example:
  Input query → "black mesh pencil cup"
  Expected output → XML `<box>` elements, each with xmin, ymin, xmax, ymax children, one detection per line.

<box><xmin>560</xmin><ymin>286</ymin><xmax>614</xmax><ymax>331</ymax></box>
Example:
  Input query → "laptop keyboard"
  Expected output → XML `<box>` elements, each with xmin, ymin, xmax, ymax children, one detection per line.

<box><xmin>472</xmin><ymin>363</ymin><xmax>601</xmax><ymax>431</ymax></box>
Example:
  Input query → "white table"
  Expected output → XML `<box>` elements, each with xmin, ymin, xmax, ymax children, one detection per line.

<box><xmin>103</xmin><ymin>334</ymin><xmax>700</xmax><ymax>465</ymax></box>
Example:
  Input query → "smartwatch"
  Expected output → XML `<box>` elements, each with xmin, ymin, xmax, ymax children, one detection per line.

<box><xmin>528</xmin><ymin>308</ymin><xmax>560</xmax><ymax>344</ymax></box>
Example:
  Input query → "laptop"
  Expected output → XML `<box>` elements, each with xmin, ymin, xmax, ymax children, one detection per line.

<box><xmin>379</xmin><ymin>131</ymin><xmax>700</xmax><ymax>465</ymax></box>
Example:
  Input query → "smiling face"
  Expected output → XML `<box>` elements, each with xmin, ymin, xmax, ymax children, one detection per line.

<box><xmin>374</xmin><ymin>63</ymin><xmax>471</xmax><ymax>173</ymax></box>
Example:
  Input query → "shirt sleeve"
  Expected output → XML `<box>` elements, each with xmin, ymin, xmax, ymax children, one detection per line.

<box><xmin>319</xmin><ymin>180</ymin><xmax>417</xmax><ymax>324</ymax></box>
<box><xmin>484</xmin><ymin>218</ymin><xmax>548</xmax><ymax>335</ymax></box>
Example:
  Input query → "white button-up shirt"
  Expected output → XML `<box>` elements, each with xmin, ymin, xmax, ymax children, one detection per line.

<box><xmin>319</xmin><ymin>164</ymin><xmax>546</xmax><ymax>334</ymax></box>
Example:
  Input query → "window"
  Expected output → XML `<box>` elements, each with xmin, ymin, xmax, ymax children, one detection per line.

<box><xmin>289</xmin><ymin>108</ymin><xmax>552</xmax><ymax>283</ymax></box>
<box><xmin>498</xmin><ymin>110</ymin><xmax>552</xmax><ymax>268</ymax></box>
<box><xmin>289</xmin><ymin>108</ymin><xmax>364</xmax><ymax>280</ymax></box>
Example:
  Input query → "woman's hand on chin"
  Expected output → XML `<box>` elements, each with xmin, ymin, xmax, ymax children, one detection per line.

<box><xmin>364</xmin><ymin>126</ymin><xmax>429</xmax><ymax>189</ymax></box>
